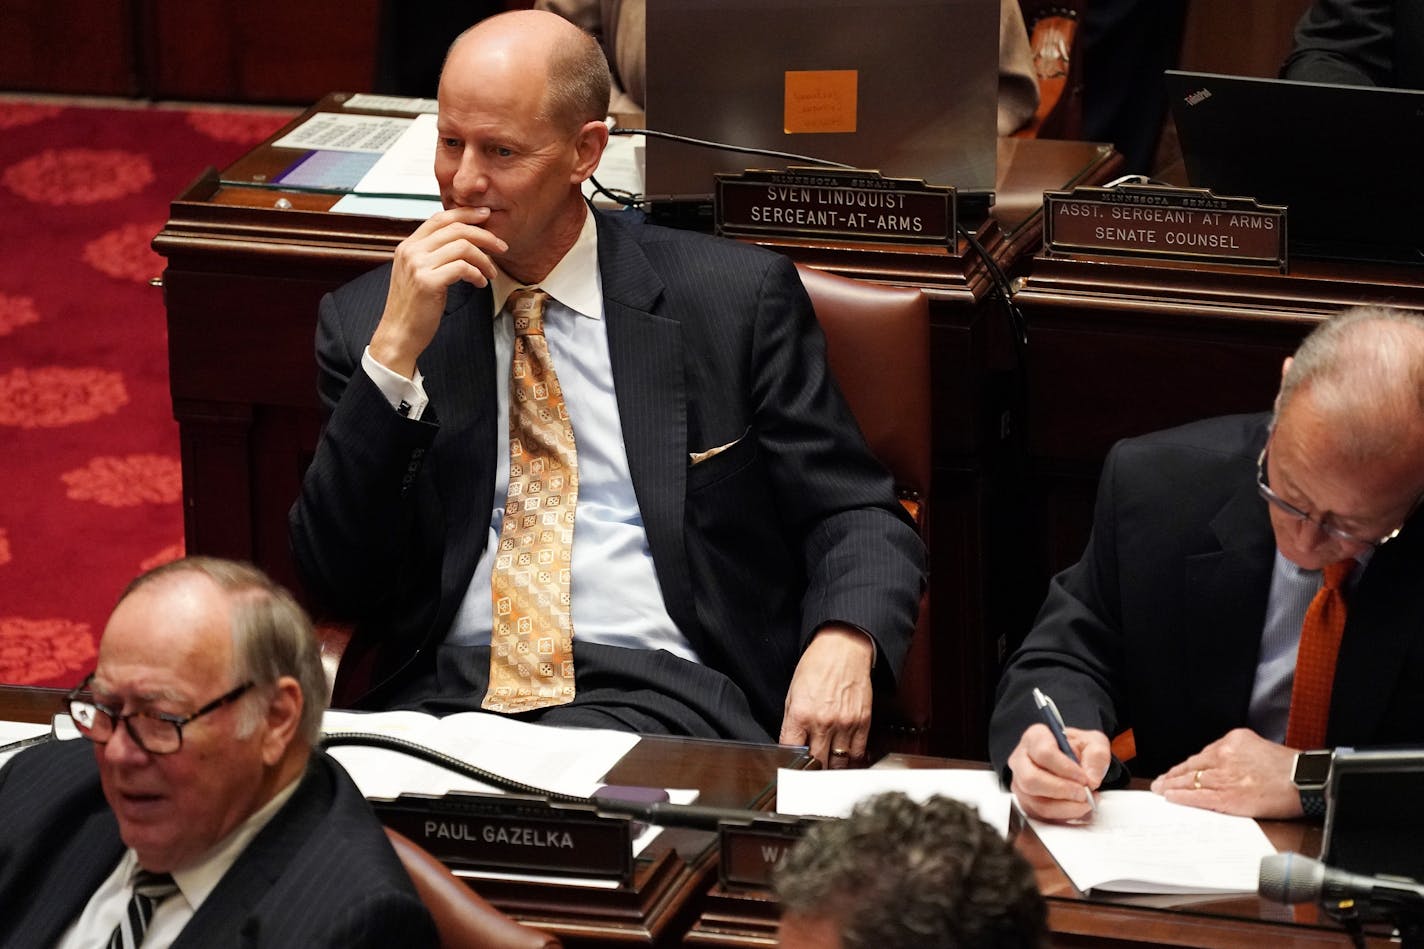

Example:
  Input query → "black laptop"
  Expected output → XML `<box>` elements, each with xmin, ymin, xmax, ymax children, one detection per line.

<box><xmin>1165</xmin><ymin>70</ymin><xmax>1424</xmax><ymax>265</ymax></box>
<box><xmin>642</xmin><ymin>0</ymin><xmax>998</xmax><ymax>208</ymax></box>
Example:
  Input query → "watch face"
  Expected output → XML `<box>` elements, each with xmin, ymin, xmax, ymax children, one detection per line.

<box><xmin>1295</xmin><ymin>751</ymin><xmax>1333</xmax><ymax>787</ymax></box>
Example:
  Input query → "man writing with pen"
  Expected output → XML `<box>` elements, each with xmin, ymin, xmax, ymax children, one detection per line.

<box><xmin>989</xmin><ymin>307</ymin><xmax>1424</xmax><ymax>822</ymax></box>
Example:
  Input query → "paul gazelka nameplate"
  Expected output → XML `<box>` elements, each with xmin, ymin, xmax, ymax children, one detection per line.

<box><xmin>715</xmin><ymin>167</ymin><xmax>956</xmax><ymax>246</ymax></box>
<box><xmin>1043</xmin><ymin>184</ymin><xmax>1286</xmax><ymax>270</ymax></box>
<box><xmin>374</xmin><ymin>790</ymin><xmax>635</xmax><ymax>882</ymax></box>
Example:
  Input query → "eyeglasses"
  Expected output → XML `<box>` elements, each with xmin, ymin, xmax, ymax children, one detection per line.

<box><xmin>1256</xmin><ymin>443</ymin><xmax>1412</xmax><ymax>549</ymax></box>
<box><xmin>66</xmin><ymin>673</ymin><xmax>254</xmax><ymax>755</ymax></box>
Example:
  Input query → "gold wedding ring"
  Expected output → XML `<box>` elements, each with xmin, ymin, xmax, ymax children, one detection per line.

<box><xmin>830</xmin><ymin>748</ymin><xmax>850</xmax><ymax>759</ymax></box>
<box><xmin>1193</xmin><ymin>769</ymin><xmax>1203</xmax><ymax>790</ymax></box>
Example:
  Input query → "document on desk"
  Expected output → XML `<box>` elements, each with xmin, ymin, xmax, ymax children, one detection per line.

<box><xmin>0</xmin><ymin>721</ymin><xmax>52</xmax><ymax>769</ymax></box>
<box><xmin>1026</xmin><ymin>790</ymin><xmax>1276</xmax><ymax>894</ymax></box>
<box><xmin>273</xmin><ymin>112</ymin><xmax>414</xmax><ymax>154</ymax></box>
<box><xmin>776</xmin><ymin>768</ymin><xmax>1014</xmax><ymax>838</ymax></box>
<box><xmin>322</xmin><ymin>708</ymin><xmax>638</xmax><ymax>800</ymax></box>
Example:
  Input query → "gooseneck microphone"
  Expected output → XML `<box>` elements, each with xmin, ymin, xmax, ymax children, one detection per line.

<box><xmin>1260</xmin><ymin>852</ymin><xmax>1424</xmax><ymax>910</ymax></box>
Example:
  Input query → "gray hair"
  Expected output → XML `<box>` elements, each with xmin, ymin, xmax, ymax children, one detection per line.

<box><xmin>1276</xmin><ymin>306</ymin><xmax>1424</xmax><ymax>459</ymax></box>
<box><xmin>774</xmin><ymin>792</ymin><xmax>1047</xmax><ymax>949</ymax></box>
<box><xmin>120</xmin><ymin>557</ymin><xmax>327</xmax><ymax>746</ymax></box>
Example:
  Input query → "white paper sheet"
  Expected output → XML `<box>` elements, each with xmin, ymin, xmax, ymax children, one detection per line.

<box><xmin>322</xmin><ymin>708</ymin><xmax>639</xmax><ymax>801</ymax></box>
<box><xmin>0</xmin><ymin>721</ymin><xmax>52</xmax><ymax>769</ymax></box>
<box><xmin>776</xmin><ymin>768</ymin><xmax>1014</xmax><ymax>838</ymax></box>
<box><xmin>1026</xmin><ymin>790</ymin><xmax>1277</xmax><ymax>894</ymax></box>
<box><xmin>344</xmin><ymin>93</ymin><xmax>439</xmax><ymax>115</ymax></box>
<box><xmin>273</xmin><ymin>113</ymin><xmax>414</xmax><ymax>154</ymax></box>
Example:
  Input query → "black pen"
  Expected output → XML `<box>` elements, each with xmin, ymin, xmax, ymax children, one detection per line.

<box><xmin>1032</xmin><ymin>687</ymin><xmax>1097</xmax><ymax>812</ymax></box>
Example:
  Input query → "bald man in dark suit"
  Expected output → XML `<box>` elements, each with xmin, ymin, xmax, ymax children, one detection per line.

<box><xmin>290</xmin><ymin>11</ymin><xmax>924</xmax><ymax>766</ymax></box>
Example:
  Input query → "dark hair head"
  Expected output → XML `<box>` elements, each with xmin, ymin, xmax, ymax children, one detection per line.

<box><xmin>774</xmin><ymin>792</ymin><xmax>1047</xmax><ymax>949</ymax></box>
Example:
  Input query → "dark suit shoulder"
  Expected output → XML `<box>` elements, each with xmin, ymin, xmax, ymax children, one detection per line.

<box><xmin>332</xmin><ymin>261</ymin><xmax>395</xmax><ymax>305</ymax></box>
<box><xmin>1108</xmin><ymin>413</ymin><xmax>1268</xmax><ymax>505</ymax></box>
<box><xmin>598</xmin><ymin>208</ymin><xmax>790</xmax><ymax>273</ymax></box>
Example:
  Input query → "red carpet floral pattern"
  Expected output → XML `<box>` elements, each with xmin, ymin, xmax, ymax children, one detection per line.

<box><xmin>0</xmin><ymin>98</ymin><xmax>296</xmax><ymax>687</ymax></box>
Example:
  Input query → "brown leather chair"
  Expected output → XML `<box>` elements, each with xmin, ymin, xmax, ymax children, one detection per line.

<box><xmin>793</xmin><ymin>264</ymin><xmax>933</xmax><ymax>759</ymax></box>
<box><xmin>385</xmin><ymin>827</ymin><xmax>563</xmax><ymax>949</ymax></box>
<box><xmin>1015</xmin><ymin>0</ymin><xmax>1088</xmax><ymax>139</ymax></box>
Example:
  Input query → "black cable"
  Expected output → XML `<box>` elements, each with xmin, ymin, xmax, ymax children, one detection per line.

<box><xmin>611</xmin><ymin>126</ymin><xmax>854</xmax><ymax>171</ymax></box>
<box><xmin>323</xmin><ymin>731</ymin><xmax>590</xmax><ymax>803</ymax></box>
<box><xmin>320</xmin><ymin>731</ymin><xmax>823</xmax><ymax>831</ymax></box>
<box><xmin>956</xmin><ymin>222</ymin><xmax>1028</xmax><ymax>353</ymax></box>
<box><xmin>586</xmin><ymin>173</ymin><xmax>643</xmax><ymax>210</ymax></box>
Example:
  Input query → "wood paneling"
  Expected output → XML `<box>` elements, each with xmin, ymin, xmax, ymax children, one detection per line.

<box><xmin>0</xmin><ymin>0</ymin><xmax>137</xmax><ymax>95</ymax></box>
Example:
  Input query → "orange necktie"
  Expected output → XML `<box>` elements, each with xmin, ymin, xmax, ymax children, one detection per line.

<box><xmin>483</xmin><ymin>288</ymin><xmax>578</xmax><ymax>713</ymax></box>
<box><xmin>1284</xmin><ymin>559</ymin><xmax>1353</xmax><ymax>750</ymax></box>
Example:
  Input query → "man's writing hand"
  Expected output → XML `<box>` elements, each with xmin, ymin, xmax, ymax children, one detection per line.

<box><xmin>1150</xmin><ymin>728</ymin><xmax>1303</xmax><ymax>818</ymax></box>
<box><xmin>1007</xmin><ymin>723</ymin><xmax>1110</xmax><ymax>821</ymax></box>
<box><xmin>369</xmin><ymin>207</ymin><xmax>508</xmax><ymax>378</ymax></box>
<box><xmin>779</xmin><ymin>625</ymin><xmax>874</xmax><ymax>769</ymax></box>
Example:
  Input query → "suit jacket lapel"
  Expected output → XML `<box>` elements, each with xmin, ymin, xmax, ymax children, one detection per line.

<box><xmin>13</xmin><ymin>818</ymin><xmax>124</xmax><ymax>947</ymax></box>
<box><xmin>594</xmin><ymin>213</ymin><xmax>700</xmax><ymax>640</ymax></box>
<box><xmin>1182</xmin><ymin>473</ymin><xmax>1277</xmax><ymax>732</ymax></box>
<box><xmin>1330</xmin><ymin>513</ymin><xmax>1424</xmax><ymax>742</ymax></box>
<box><xmin>425</xmin><ymin>279</ymin><xmax>500</xmax><ymax>629</ymax></box>
<box><xmin>174</xmin><ymin>759</ymin><xmax>332</xmax><ymax>948</ymax></box>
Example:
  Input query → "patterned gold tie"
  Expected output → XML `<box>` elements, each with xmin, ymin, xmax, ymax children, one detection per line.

<box><xmin>1285</xmin><ymin>559</ymin><xmax>1353</xmax><ymax>750</ymax></box>
<box><xmin>483</xmin><ymin>288</ymin><xmax>578</xmax><ymax>713</ymax></box>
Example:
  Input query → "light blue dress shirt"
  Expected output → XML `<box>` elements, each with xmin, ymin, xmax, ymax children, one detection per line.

<box><xmin>362</xmin><ymin>210</ymin><xmax>696</xmax><ymax>661</ymax></box>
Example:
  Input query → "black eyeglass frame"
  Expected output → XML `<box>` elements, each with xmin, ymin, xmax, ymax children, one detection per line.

<box><xmin>1256</xmin><ymin>442</ymin><xmax>1416</xmax><ymax>549</ymax></box>
<box><xmin>65</xmin><ymin>673</ymin><xmax>255</xmax><ymax>755</ymax></box>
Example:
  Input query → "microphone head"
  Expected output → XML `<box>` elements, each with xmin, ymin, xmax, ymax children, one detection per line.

<box><xmin>1260</xmin><ymin>852</ymin><xmax>1325</xmax><ymax>904</ymax></box>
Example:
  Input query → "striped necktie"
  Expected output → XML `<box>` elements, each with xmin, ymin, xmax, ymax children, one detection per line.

<box><xmin>108</xmin><ymin>869</ymin><xmax>179</xmax><ymax>949</ymax></box>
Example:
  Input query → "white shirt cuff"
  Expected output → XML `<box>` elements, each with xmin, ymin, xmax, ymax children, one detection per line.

<box><xmin>361</xmin><ymin>346</ymin><xmax>429</xmax><ymax>420</ymax></box>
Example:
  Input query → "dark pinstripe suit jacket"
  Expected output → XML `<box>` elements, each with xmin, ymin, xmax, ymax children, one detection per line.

<box><xmin>989</xmin><ymin>413</ymin><xmax>1424</xmax><ymax>782</ymax></box>
<box><xmin>289</xmin><ymin>209</ymin><xmax>925</xmax><ymax>736</ymax></box>
<box><xmin>0</xmin><ymin>739</ymin><xmax>435</xmax><ymax>948</ymax></box>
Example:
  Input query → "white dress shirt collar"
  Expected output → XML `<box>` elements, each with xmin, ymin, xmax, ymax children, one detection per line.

<box><xmin>168</xmin><ymin>771</ymin><xmax>303</xmax><ymax>911</ymax></box>
<box><xmin>491</xmin><ymin>206</ymin><xmax>603</xmax><ymax>320</ymax></box>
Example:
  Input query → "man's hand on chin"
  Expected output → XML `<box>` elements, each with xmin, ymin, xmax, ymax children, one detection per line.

<box><xmin>1150</xmin><ymin>728</ymin><xmax>1304</xmax><ymax>818</ymax></box>
<box><xmin>779</xmin><ymin>624</ymin><xmax>874</xmax><ymax>770</ymax></box>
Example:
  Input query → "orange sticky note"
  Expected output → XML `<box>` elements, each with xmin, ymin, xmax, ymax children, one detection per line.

<box><xmin>783</xmin><ymin>70</ymin><xmax>858</xmax><ymax>134</ymax></box>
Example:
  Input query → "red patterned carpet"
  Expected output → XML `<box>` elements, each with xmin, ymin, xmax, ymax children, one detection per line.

<box><xmin>0</xmin><ymin>98</ymin><xmax>297</xmax><ymax>689</ymax></box>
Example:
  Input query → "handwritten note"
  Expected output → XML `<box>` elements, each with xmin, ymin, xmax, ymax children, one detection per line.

<box><xmin>784</xmin><ymin>70</ymin><xmax>858</xmax><ymax>134</ymax></box>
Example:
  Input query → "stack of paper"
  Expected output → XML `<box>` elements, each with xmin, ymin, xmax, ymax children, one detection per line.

<box><xmin>776</xmin><ymin>768</ymin><xmax>1014</xmax><ymax>838</ymax></box>
<box><xmin>1026</xmin><ymin>790</ymin><xmax>1277</xmax><ymax>894</ymax></box>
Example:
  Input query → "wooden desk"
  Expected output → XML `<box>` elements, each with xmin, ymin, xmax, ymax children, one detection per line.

<box><xmin>0</xmin><ymin>684</ymin><xmax>809</xmax><ymax>947</ymax></box>
<box><xmin>687</xmin><ymin>754</ymin><xmax>1394</xmax><ymax>949</ymax></box>
<box><xmin>153</xmin><ymin>93</ymin><xmax>1123</xmax><ymax>760</ymax></box>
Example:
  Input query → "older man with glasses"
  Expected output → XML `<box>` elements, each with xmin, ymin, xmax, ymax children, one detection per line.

<box><xmin>990</xmin><ymin>306</ymin><xmax>1424</xmax><ymax>822</ymax></box>
<box><xmin>0</xmin><ymin>557</ymin><xmax>436</xmax><ymax>948</ymax></box>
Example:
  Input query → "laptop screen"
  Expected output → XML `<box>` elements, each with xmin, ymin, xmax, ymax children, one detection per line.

<box><xmin>1165</xmin><ymin>70</ymin><xmax>1424</xmax><ymax>264</ymax></box>
<box><xmin>642</xmin><ymin>0</ymin><xmax>998</xmax><ymax>203</ymax></box>
<box><xmin>1323</xmin><ymin>748</ymin><xmax>1424</xmax><ymax>883</ymax></box>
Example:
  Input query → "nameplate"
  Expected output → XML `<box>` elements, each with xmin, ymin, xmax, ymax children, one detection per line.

<box><xmin>1043</xmin><ymin>185</ymin><xmax>1286</xmax><ymax>270</ymax></box>
<box><xmin>374</xmin><ymin>791</ymin><xmax>634</xmax><ymax>882</ymax></box>
<box><xmin>717</xmin><ymin>817</ymin><xmax>820</xmax><ymax>889</ymax></box>
<box><xmin>715</xmin><ymin>168</ymin><xmax>955</xmax><ymax>246</ymax></box>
